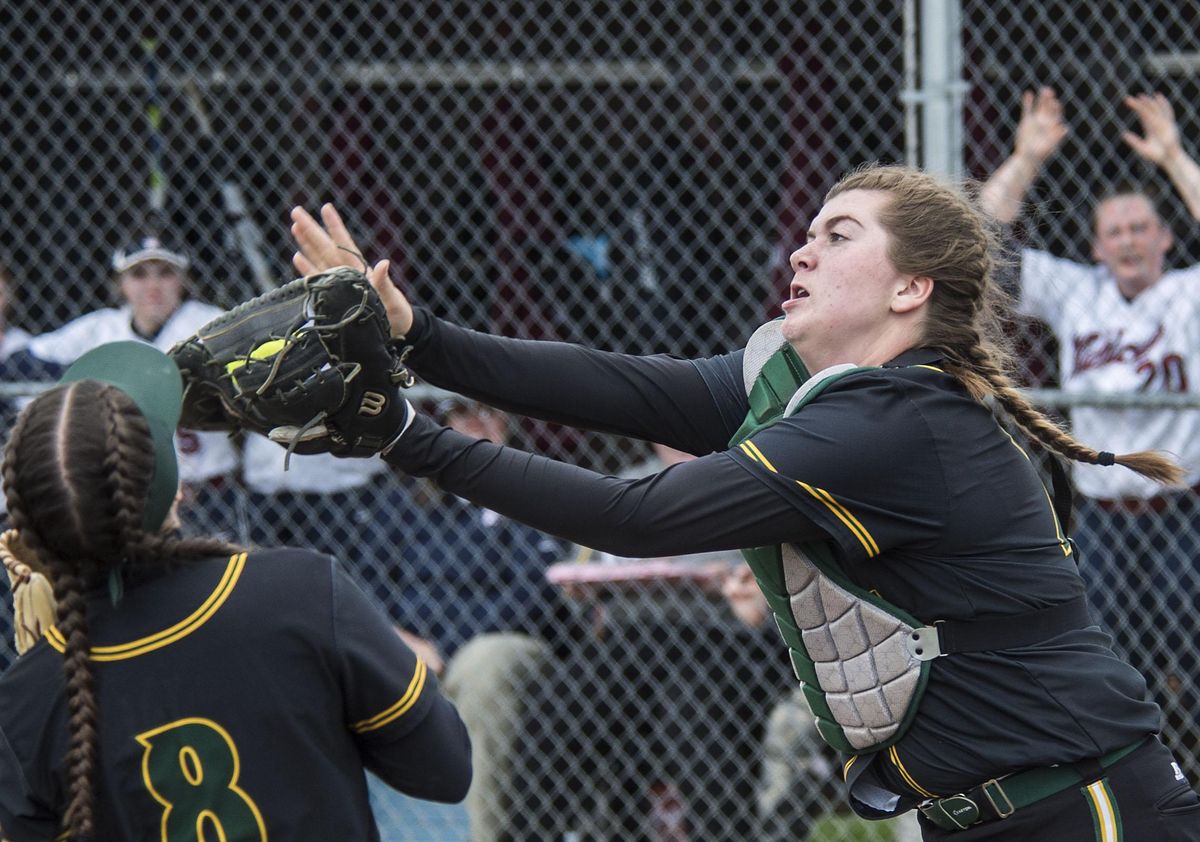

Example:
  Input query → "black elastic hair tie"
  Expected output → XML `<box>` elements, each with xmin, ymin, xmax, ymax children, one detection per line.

<box><xmin>1096</xmin><ymin>451</ymin><xmax>1116</xmax><ymax>466</ymax></box>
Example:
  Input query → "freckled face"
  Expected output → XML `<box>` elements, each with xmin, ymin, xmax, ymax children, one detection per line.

<box><xmin>781</xmin><ymin>190</ymin><xmax>913</xmax><ymax>366</ymax></box>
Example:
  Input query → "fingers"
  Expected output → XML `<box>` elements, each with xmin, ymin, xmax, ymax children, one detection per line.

<box><xmin>367</xmin><ymin>258</ymin><xmax>390</xmax><ymax>289</ymax></box>
<box><xmin>1033</xmin><ymin>86</ymin><xmax>1061</xmax><ymax>119</ymax></box>
<box><xmin>292</xmin><ymin>250</ymin><xmax>318</xmax><ymax>276</ymax></box>
<box><xmin>1124</xmin><ymin>92</ymin><xmax>1173</xmax><ymax>124</ymax></box>
<box><xmin>290</xmin><ymin>205</ymin><xmax>338</xmax><ymax>268</ymax></box>
<box><xmin>320</xmin><ymin>203</ymin><xmax>358</xmax><ymax>251</ymax></box>
<box><xmin>1120</xmin><ymin>130</ymin><xmax>1150</xmax><ymax>158</ymax></box>
<box><xmin>290</xmin><ymin>203</ymin><xmax>364</xmax><ymax>270</ymax></box>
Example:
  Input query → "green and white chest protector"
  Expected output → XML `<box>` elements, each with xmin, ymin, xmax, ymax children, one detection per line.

<box><xmin>729</xmin><ymin>321</ymin><xmax>931</xmax><ymax>754</ymax></box>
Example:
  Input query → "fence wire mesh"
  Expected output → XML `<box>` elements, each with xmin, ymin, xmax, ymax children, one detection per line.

<box><xmin>1</xmin><ymin>2</ymin><xmax>1198</xmax><ymax>840</ymax></box>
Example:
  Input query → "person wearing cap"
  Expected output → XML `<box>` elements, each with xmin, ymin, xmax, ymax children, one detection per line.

<box><xmin>0</xmin><ymin>236</ymin><xmax>241</xmax><ymax>542</ymax></box>
<box><xmin>0</xmin><ymin>342</ymin><xmax>471</xmax><ymax>839</ymax></box>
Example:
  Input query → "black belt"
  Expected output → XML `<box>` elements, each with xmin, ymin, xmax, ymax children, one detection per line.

<box><xmin>919</xmin><ymin>738</ymin><xmax>1146</xmax><ymax>831</ymax></box>
<box><xmin>907</xmin><ymin>594</ymin><xmax>1094</xmax><ymax>660</ymax></box>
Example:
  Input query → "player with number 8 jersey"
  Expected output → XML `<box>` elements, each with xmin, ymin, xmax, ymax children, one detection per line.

<box><xmin>0</xmin><ymin>343</ymin><xmax>470</xmax><ymax>840</ymax></box>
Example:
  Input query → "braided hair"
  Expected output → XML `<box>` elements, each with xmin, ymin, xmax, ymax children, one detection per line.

<box><xmin>826</xmin><ymin>164</ymin><xmax>1183</xmax><ymax>486</ymax></box>
<box><xmin>1</xmin><ymin>379</ymin><xmax>239</xmax><ymax>836</ymax></box>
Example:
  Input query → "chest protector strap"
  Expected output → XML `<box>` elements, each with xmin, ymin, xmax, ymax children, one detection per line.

<box><xmin>731</xmin><ymin>323</ymin><xmax>1093</xmax><ymax>755</ymax></box>
<box><xmin>731</xmin><ymin>322</ymin><xmax>926</xmax><ymax>753</ymax></box>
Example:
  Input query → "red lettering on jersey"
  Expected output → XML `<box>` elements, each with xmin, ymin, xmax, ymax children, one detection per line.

<box><xmin>1072</xmin><ymin>325</ymin><xmax>1165</xmax><ymax>374</ymax></box>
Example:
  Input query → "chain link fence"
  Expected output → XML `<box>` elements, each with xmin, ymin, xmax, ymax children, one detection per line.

<box><xmin>2</xmin><ymin>1</ymin><xmax>1198</xmax><ymax>839</ymax></box>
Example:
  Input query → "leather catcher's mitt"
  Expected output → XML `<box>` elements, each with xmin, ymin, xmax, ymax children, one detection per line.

<box><xmin>170</xmin><ymin>267</ymin><xmax>414</xmax><ymax>459</ymax></box>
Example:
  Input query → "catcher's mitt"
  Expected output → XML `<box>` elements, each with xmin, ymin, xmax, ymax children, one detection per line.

<box><xmin>170</xmin><ymin>267</ymin><xmax>414</xmax><ymax>460</ymax></box>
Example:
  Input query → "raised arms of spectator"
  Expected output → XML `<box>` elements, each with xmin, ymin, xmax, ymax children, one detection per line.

<box><xmin>1121</xmin><ymin>93</ymin><xmax>1200</xmax><ymax>222</ymax></box>
<box><xmin>981</xmin><ymin>87</ymin><xmax>1200</xmax><ymax>225</ymax></box>
<box><xmin>979</xmin><ymin>87</ymin><xmax>1068</xmax><ymax>224</ymax></box>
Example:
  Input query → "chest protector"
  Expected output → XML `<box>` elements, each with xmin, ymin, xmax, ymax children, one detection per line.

<box><xmin>730</xmin><ymin>321</ymin><xmax>930</xmax><ymax>754</ymax></box>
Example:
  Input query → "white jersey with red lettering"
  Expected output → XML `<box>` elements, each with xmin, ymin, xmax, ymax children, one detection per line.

<box><xmin>1020</xmin><ymin>248</ymin><xmax>1200</xmax><ymax>499</ymax></box>
<box><xmin>26</xmin><ymin>301</ymin><xmax>238</xmax><ymax>483</ymax></box>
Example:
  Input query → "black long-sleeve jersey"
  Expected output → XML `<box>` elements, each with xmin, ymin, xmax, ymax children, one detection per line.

<box><xmin>384</xmin><ymin>307</ymin><xmax>1159</xmax><ymax>802</ymax></box>
<box><xmin>0</xmin><ymin>548</ymin><xmax>471</xmax><ymax>840</ymax></box>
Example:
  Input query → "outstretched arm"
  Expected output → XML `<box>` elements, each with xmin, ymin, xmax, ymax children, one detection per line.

<box><xmin>979</xmin><ymin>87</ymin><xmax>1069</xmax><ymax>224</ymax></box>
<box><xmin>289</xmin><ymin>203</ymin><xmax>746</xmax><ymax>453</ymax></box>
<box><xmin>1122</xmin><ymin>92</ymin><xmax>1200</xmax><ymax>222</ymax></box>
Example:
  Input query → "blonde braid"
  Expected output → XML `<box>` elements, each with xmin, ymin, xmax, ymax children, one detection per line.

<box><xmin>0</xmin><ymin>529</ymin><xmax>56</xmax><ymax>654</ymax></box>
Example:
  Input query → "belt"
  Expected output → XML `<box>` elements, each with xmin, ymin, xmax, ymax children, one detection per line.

<box><xmin>1092</xmin><ymin>484</ymin><xmax>1200</xmax><ymax>515</ymax></box>
<box><xmin>918</xmin><ymin>738</ymin><xmax>1146</xmax><ymax>832</ymax></box>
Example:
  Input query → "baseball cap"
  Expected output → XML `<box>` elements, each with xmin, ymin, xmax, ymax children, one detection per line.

<box><xmin>111</xmin><ymin>236</ymin><xmax>190</xmax><ymax>273</ymax></box>
<box><xmin>59</xmin><ymin>341</ymin><xmax>183</xmax><ymax>532</ymax></box>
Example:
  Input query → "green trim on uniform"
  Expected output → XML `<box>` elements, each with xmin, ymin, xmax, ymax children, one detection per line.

<box><xmin>730</xmin><ymin>353</ymin><xmax>932</xmax><ymax>755</ymax></box>
<box><xmin>1083</xmin><ymin>778</ymin><xmax>1123</xmax><ymax>842</ymax></box>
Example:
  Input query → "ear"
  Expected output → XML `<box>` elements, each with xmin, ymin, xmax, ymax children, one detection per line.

<box><xmin>892</xmin><ymin>275</ymin><xmax>934</xmax><ymax>314</ymax></box>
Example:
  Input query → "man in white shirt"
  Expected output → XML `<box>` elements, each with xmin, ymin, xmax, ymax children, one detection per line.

<box><xmin>0</xmin><ymin>236</ymin><xmax>241</xmax><ymax>540</ymax></box>
<box><xmin>981</xmin><ymin>87</ymin><xmax>1200</xmax><ymax>780</ymax></box>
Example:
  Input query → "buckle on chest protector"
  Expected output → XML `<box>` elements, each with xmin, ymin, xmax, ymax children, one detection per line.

<box><xmin>905</xmin><ymin>623</ymin><xmax>945</xmax><ymax>661</ymax></box>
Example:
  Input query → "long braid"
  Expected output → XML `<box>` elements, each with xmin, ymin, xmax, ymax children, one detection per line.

<box><xmin>47</xmin><ymin>563</ymin><xmax>99</xmax><ymax>836</ymax></box>
<box><xmin>828</xmin><ymin>164</ymin><xmax>1185</xmax><ymax>488</ymax></box>
<box><xmin>103</xmin><ymin>382</ymin><xmax>236</xmax><ymax>567</ymax></box>
<box><xmin>3</xmin><ymin>383</ymin><xmax>101</xmax><ymax>835</ymax></box>
<box><xmin>1</xmin><ymin>379</ymin><xmax>242</xmax><ymax>835</ymax></box>
<box><xmin>941</xmin><ymin>335</ymin><xmax>1184</xmax><ymax>485</ymax></box>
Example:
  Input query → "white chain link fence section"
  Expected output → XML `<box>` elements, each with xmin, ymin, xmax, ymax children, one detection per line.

<box><xmin>1</xmin><ymin>2</ymin><xmax>1197</xmax><ymax>839</ymax></box>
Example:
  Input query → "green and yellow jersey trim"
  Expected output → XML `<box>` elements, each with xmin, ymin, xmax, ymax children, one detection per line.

<box><xmin>350</xmin><ymin>658</ymin><xmax>428</xmax><ymax>733</ymax></box>
<box><xmin>738</xmin><ymin>440</ymin><xmax>880</xmax><ymax>557</ymax></box>
<box><xmin>45</xmin><ymin>553</ymin><xmax>247</xmax><ymax>661</ymax></box>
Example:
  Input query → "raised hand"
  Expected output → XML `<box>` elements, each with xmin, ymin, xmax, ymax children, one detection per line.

<box><xmin>1013</xmin><ymin>86</ymin><xmax>1069</xmax><ymax>165</ymax></box>
<box><xmin>290</xmin><ymin>203</ymin><xmax>414</xmax><ymax>338</ymax></box>
<box><xmin>1121</xmin><ymin>92</ymin><xmax>1183</xmax><ymax>167</ymax></box>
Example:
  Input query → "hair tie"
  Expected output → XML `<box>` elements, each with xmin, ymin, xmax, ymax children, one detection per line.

<box><xmin>1096</xmin><ymin>451</ymin><xmax>1116</xmax><ymax>466</ymax></box>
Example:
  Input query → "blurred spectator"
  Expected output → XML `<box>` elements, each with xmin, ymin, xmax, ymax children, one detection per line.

<box><xmin>512</xmin><ymin>443</ymin><xmax>787</xmax><ymax>842</ymax></box>
<box><xmin>981</xmin><ymin>86</ymin><xmax>1200</xmax><ymax>779</ymax></box>
<box><xmin>0</xmin><ymin>263</ymin><xmax>31</xmax><ymax>362</ymax></box>
<box><xmin>385</xmin><ymin>398</ymin><xmax>583</xmax><ymax>842</ymax></box>
<box><xmin>0</xmin><ymin>236</ymin><xmax>241</xmax><ymax>541</ymax></box>
<box><xmin>722</xmin><ymin>564</ymin><xmax>922</xmax><ymax>842</ymax></box>
<box><xmin>0</xmin><ymin>262</ymin><xmax>32</xmax><ymax>528</ymax></box>
<box><xmin>0</xmin><ymin>262</ymin><xmax>33</xmax><ymax>667</ymax></box>
<box><xmin>240</xmin><ymin>434</ymin><xmax>400</xmax><ymax>566</ymax></box>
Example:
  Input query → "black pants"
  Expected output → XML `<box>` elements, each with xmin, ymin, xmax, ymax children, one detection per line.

<box><xmin>918</xmin><ymin>737</ymin><xmax>1200</xmax><ymax>841</ymax></box>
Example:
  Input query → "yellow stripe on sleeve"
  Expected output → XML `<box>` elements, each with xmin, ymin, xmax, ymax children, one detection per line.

<box><xmin>739</xmin><ymin>437</ymin><xmax>879</xmax><ymax>557</ymax></box>
<box><xmin>350</xmin><ymin>659</ymin><xmax>428</xmax><ymax>733</ymax></box>
<box><xmin>797</xmin><ymin>481</ymin><xmax>880</xmax><ymax>557</ymax></box>
<box><xmin>741</xmin><ymin>440</ymin><xmax>778</xmax><ymax>473</ymax></box>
